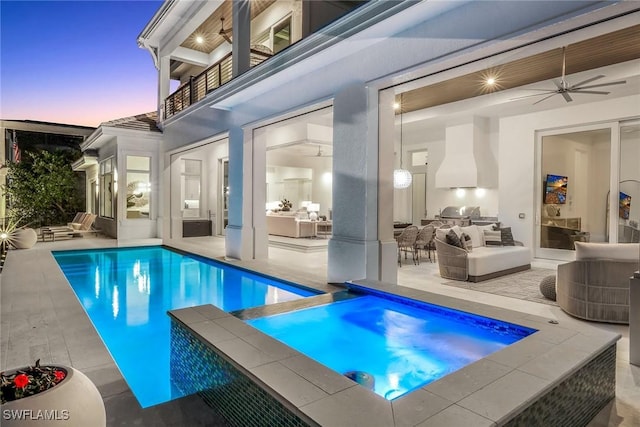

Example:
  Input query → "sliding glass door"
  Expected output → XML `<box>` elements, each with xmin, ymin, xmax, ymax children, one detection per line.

<box><xmin>536</xmin><ymin>123</ymin><xmax>615</xmax><ymax>260</ymax></box>
<box><xmin>616</xmin><ymin>120</ymin><xmax>640</xmax><ymax>243</ymax></box>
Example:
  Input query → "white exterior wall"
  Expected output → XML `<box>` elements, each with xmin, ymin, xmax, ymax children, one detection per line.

<box><xmin>91</xmin><ymin>131</ymin><xmax>162</xmax><ymax>240</ymax></box>
<box><xmin>499</xmin><ymin>95</ymin><xmax>638</xmax><ymax>249</ymax></box>
<box><xmin>149</xmin><ymin>1</ymin><xmax>637</xmax><ymax>283</ymax></box>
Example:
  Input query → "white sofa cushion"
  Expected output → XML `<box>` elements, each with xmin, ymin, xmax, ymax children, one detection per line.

<box><xmin>574</xmin><ymin>242</ymin><xmax>639</xmax><ymax>261</ymax></box>
<box><xmin>467</xmin><ymin>246</ymin><xmax>531</xmax><ymax>277</ymax></box>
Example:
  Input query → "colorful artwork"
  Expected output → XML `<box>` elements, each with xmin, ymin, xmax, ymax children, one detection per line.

<box><xmin>544</xmin><ymin>174</ymin><xmax>568</xmax><ymax>204</ymax></box>
<box><xmin>619</xmin><ymin>192</ymin><xmax>631</xmax><ymax>220</ymax></box>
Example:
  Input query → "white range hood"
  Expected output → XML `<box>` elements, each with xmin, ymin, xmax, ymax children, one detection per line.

<box><xmin>435</xmin><ymin>117</ymin><xmax>494</xmax><ymax>188</ymax></box>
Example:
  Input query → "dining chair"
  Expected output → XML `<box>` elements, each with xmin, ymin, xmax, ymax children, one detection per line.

<box><xmin>396</xmin><ymin>225</ymin><xmax>419</xmax><ymax>266</ymax></box>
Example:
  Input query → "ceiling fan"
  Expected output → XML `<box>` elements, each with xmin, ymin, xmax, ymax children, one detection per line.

<box><xmin>304</xmin><ymin>145</ymin><xmax>332</xmax><ymax>158</ymax></box>
<box><xmin>219</xmin><ymin>17</ymin><xmax>232</xmax><ymax>44</ymax></box>
<box><xmin>512</xmin><ymin>47</ymin><xmax>627</xmax><ymax>105</ymax></box>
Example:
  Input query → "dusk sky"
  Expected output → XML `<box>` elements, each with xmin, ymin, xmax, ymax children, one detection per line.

<box><xmin>1</xmin><ymin>1</ymin><xmax>163</xmax><ymax>128</ymax></box>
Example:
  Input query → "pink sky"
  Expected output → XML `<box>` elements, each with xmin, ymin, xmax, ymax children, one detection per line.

<box><xmin>1</xmin><ymin>1</ymin><xmax>162</xmax><ymax>128</ymax></box>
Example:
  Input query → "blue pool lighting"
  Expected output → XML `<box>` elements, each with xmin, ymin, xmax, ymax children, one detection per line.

<box><xmin>53</xmin><ymin>246</ymin><xmax>317</xmax><ymax>407</ymax></box>
<box><xmin>247</xmin><ymin>294</ymin><xmax>536</xmax><ymax>400</ymax></box>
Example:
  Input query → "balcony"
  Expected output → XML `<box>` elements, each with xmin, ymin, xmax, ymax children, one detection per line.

<box><xmin>164</xmin><ymin>48</ymin><xmax>272</xmax><ymax>119</ymax></box>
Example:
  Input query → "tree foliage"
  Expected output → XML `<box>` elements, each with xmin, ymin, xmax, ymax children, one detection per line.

<box><xmin>4</xmin><ymin>150</ymin><xmax>84</xmax><ymax>226</ymax></box>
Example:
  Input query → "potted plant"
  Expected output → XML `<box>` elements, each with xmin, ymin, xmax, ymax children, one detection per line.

<box><xmin>1</xmin><ymin>360</ymin><xmax>105</xmax><ymax>426</ymax></box>
<box><xmin>279</xmin><ymin>198</ymin><xmax>293</xmax><ymax>212</ymax></box>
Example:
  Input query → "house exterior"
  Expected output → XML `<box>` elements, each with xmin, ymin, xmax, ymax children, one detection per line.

<box><xmin>79</xmin><ymin>0</ymin><xmax>638</xmax><ymax>281</ymax></box>
<box><xmin>72</xmin><ymin>112</ymin><xmax>162</xmax><ymax>239</ymax></box>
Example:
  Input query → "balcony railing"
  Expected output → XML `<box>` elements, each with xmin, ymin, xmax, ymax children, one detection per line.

<box><xmin>164</xmin><ymin>49</ymin><xmax>272</xmax><ymax>119</ymax></box>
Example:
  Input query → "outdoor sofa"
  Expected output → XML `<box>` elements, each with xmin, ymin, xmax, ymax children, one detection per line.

<box><xmin>434</xmin><ymin>224</ymin><xmax>531</xmax><ymax>282</ymax></box>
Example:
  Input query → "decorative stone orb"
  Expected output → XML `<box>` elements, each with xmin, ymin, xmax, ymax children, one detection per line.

<box><xmin>11</xmin><ymin>228</ymin><xmax>38</xmax><ymax>249</ymax></box>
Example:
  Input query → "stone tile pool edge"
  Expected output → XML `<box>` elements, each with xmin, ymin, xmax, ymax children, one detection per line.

<box><xmin>168</xmin><ymin>279</ymin><xmax>620</xmax><ymax>427</ymax></box>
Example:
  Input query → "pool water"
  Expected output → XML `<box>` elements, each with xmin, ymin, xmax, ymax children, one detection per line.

<box><xmin>53</xmin><ymin>246</ymin><xmax>316</xmax><ymax>408</ymax></box>
<box><xmin>247</xmin><ymin>294</ymin><xmax>536</xmax><ymax>400</ymax></box>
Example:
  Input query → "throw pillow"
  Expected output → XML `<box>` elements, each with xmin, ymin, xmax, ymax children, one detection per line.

<box><xmin>450</xmin><ymin>225</ymin><xmax>463</xmax><ymax>238</ymax></box>
<box><xmin>460</xmin><ymin>232</ymin><xmax>473</xmax><ymax>252</ymax></box>
<box><xmin>476</xmin><ymin>223</ymin><xmax>497</xmax><ymax>246</ymax></box>
<box><xmin>460</xmin><ymin>225</ymin><xmax>482</xmax><ymax>248</ymax></box>
<box><xmin>446</xmin><ymin>229</ymin><xmax>465</xmax><ymax>249</ymax></box>
<box><xmin>493</xmin><ymin>226</ymin><xmax>515</xmax><ymax>246</ymax></box>
<box><xmin>483</xmin><ymin>230</ymin><xmax>502</xmax><ymax>246</ymax></box>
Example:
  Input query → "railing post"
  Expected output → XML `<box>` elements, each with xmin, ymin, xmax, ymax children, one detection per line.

<box><xmin>189</xmin><ymin>76</ymin><xmax>195</xmax><ymax>105</ymax></box>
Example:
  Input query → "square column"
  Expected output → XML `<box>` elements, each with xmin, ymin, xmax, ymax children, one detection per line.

<box><xmin>225</xmin><ymin>123</ymin><xmax>264</xmax><ymax>260</ymax></box>
<box><xmin>158</xmin><ymin>56</ymin><xmax>170</xmax><ymax>120</ymax></box>
<box><xmin>232</xmin><ymin>0</ymin><xmax>251</xmax><ymax>77</ymax></box>
<box><xmin>328</xmin><ymin>84</ymin><xmax>396</xmax><ymax>283</ymax></box>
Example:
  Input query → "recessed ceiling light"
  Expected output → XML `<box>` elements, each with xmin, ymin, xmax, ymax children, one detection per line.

<box><xmin>486</xmin><ymin>77</ymin><xmax>496</xmax><ymax>85</ymax></box>
<box><xmin>196</xmin><ymin>36</ymin><xmax>204</xmax><ymax>44</ymax></box>
<box><xmin>393</xmin><ymin>102</ymin><xmax>400</xmax><ymax>110</ymax></box>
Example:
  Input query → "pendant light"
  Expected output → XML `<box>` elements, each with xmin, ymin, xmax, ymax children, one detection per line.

<box><xmin>393</xmin><ymin>94</ymin><xmax>412</xmax><ymax>189</ymax></box>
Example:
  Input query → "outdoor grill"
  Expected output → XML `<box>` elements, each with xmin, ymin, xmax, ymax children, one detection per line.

<box><xmin>440</xmin><ymin>206</ymin><xmax>481</xmax><ymax>220</ymax></box>
<box><xmin>438</xmin><ymin>206</ymin><xmax>481</xmax><ymax>225</ymax></box>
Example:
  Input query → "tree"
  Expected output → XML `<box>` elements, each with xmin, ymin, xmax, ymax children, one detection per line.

<box><xmin>3</xmin><ymin>150</ymin><xmax>84</xmax><ymax>226</ymax></box>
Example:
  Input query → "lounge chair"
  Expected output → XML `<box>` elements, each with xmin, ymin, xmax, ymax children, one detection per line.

<box><xmin>42</xmin><ymin>214</ymin><xmax>99</xmax><ymax>241</ymax></box>
<box><xmin>42</xmin><ymin>213</ymin><xmax>88</xmax><ymax>232</ymax></box>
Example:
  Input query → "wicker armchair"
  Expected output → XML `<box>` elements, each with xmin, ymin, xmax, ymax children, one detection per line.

<box><xmin>415</xmin><ymin>225</ymin><xmax>435</xmax><ymax>263</ymax></box>
<box><xmin>396</xmin><ymin>225</ymin><xmax>419</xmax><ymax>266</ymax></box>
<box><xmin>434</xmin><ymin>237</ymin><xmax>468</xmax><ymax>280</ymax></box>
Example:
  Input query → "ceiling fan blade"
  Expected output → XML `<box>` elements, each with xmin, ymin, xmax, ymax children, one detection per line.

<box><xmin>569</xmin><ymin>75</ymin><xmax>605</xmax><ymax>88</ymax></box>
<box><xmin>560</xmin><ymin>91</ymin><xmax>573</xmax><ymax>103</ymax></box>
<box><xmin>220</xmin><ymin>17</ymin><xmax>232</xmax><ymax>43</ymax></box>
<box><xmin>569</xmin><ymin>90</ymin><xmax>611</xmax><ymax>95</ymax></box>
<box><xmin>533</xmin><ymin>93</ymin><xmax>559</xmax><ymax>105</ymax></box>
<box><xmin>520</xmin><ymin>88</ymin><xmax>562</xmax><ymax>92</ymax></box>
<box><xmin>574</xmin><ymin>80</ymin><xmax>626</xmax><ymax>90</ymax></box>
<box><xmin>510</xmin><ymin>91</ymin><xmax>556</xmax><ymax>101</ymax></box>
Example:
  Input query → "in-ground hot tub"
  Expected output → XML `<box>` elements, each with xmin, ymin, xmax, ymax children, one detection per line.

<box><xmin>168</xmin><ymin>280</ymin><xmax>619</xmax><ymax>426</ymax></box>
<box><xmin>247</xmin><ymin>293</ymin><xmax>536</xmax><ymax>400</ymax></box>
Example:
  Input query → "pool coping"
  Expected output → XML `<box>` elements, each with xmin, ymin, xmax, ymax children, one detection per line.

<box><xmin>168</xmin><ymin>278</ymin><xmax>620</xmax><ymax>427</ymax></box>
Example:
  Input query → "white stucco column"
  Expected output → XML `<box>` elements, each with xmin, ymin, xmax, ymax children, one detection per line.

<box><xmin>328</xmin><ymin>83</ymin><xmax>396</xmax><ymax>284</ymax></box>
<box><xmin>252</xmin><ymin>126</ymin><xmax>269</xmax><ymax>260</ymax></box>
<box><xmin>225</xmin><ymin>125</ymin><xmax>254</xmax><ymax>260</ymax></box>
<box><xmin>158</xmin><ymin>55</ymin><xmax>170</xmax><ymax>120</ymax></box>
<box><xmin>232</xmin><ymin>0</ymin><xmax>251</xmax><ymax>77</ymax></box>
<box><xmin>378</xmin><ymin>89</ymin><xmax>399</xmax><ymax>283</ymax></box>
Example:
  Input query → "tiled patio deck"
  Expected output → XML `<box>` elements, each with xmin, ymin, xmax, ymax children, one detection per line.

<box><xmin>1</xmin><ymin>236</ymin><xmax>638</xmax><ymax>426</ymax></box>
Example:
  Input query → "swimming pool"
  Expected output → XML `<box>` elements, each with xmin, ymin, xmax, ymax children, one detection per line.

<box><xmin>247</xmin><ymin>293</ymin><xmax>536</xmax><ymax>400</ymax></box>
<box><xmin>53</xmin><ymin>246</ymin><xmax>318</xmax><ymax>408</ymax></box>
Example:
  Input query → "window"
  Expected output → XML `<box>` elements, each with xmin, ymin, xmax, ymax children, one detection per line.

<box><xmin>272</xmin><ymin>17</ymin><xmax>291</xmax><ymax>54</ymax></box>
<box><xmin>99</xmin><ymin>158</ymin><xmax>115</xmax><ymax>219</ymax></box>
<box><xmin>181</xmin><ymin>159</ymin><xmax>201</xmax><ymax>218</ymax></box>
<box><xmin>252</xmin><ymin>15</ymin><xmax>291</xmax><ymax>54</ymax></box>
<box><xmin>126</xmin><ymin>156</ymin><xmax>151</xmax><ymax>219</ymax></box>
